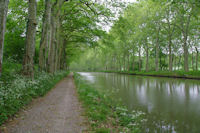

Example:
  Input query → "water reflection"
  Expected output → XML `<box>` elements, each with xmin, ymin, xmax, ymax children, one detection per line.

<box><xmin>79</xmin><ymin>72</ymin><xmax>200</xmax><ymax>133</ymax></box>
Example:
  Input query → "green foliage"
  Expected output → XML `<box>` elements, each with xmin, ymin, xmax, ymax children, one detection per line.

<box><xmin>74</xmin><ymin>73</ymin><xmax>146</xmax><ymax>132</ymax></box>
<box><xmin>70</xmin><ymin>0</ymin><xmax>200</xmax><ymax>73</ymax></box>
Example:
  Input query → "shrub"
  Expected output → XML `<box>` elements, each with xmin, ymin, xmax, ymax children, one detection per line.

<box><xmin>0</xmin><ymin>71</ymin><xmax>68</xmax><ymax>125</ymax></box>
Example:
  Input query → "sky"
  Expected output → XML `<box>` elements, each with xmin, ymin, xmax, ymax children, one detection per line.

<box><xmin>99</xmin><ymin>0</ymin><xmax>137</xmax><ymax>32</ymax></box>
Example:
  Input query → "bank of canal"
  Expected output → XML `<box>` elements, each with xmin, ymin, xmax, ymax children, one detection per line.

<box><xmin>79</xmin><ymin>72</ymin><xmax>200</xmax><ymax>133</ymax></box>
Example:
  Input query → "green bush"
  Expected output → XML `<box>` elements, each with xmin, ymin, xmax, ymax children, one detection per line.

<box><xmin>0</xmin><ymin>70</ymin><xmax>69</xmax><ymax>125</ymax></box>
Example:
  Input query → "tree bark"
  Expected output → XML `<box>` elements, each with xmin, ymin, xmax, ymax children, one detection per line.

<box><xmin>174</xmin><ymin>55</ymin><xmax>176</xmax><ymax>70</ymax></box>
<box><xmin>196</xmin><ymin>47</ymin><xmax>199</xmax><ymax>71</ymax></box>
<box><xmin>23</xmin><ymin>0</ymin><xmax>37</xmax><ymax>78</ymax></box>
<box><xmin>138</xmin><ymin>47</ymin><xmax>141</xmax><ymax>71</ymax></box>
<box><xmin>123</xmin><ymin>53</ymin><xmax>126</xmax><ymax>71</ymax></box>
<box><xmin>0</xmin><ymin>0</ymin><xmax>9</xmax><ymax>77</ymax></box>
<box><xmin>127</xmin><ymin>53</ymin><xmax>129</xmax><ymax>71</ymax></box>
<box><xmin>39</xmin><ymin>0</ymin><xmax>51</xmax><ymax>71</ymax></box>
<box><xmin>132</xmin><ymin>52</ymin><xmax>135</xmax><ymax>71</ymax></box>
<box><xmin>48</xmin><ymin>0</ymin><xmax>64</xmax><ymax>73</ymax></box>
<box><xmin>155</xmin><ymin>26</ymin><xmax>160</xmax><ymax>72</ymax></box>
<box><xmin>183</xmin><ymin>35</ymin><xmax>189</xmax><ymax>72</ymax></box>
<box><xmin>169</xmin><ymin>37</ymin><xmax>173</xmax><ymax>71</ymax></box>
<box><xmin>192</xmin><ymin>52</ymin><xmax>194</xmax><ymax>71</ymax></box>
<box><xmin>145</xmin><ymin>44</ymin><xmax>149</xmax><ymax>72</ymax></box>
<box><xmin>60</xmin><ymin>39</ymin><xmax>67</xmax><ymax>70</ymax></box>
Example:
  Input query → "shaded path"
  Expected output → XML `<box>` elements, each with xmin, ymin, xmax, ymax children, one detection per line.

<box><xmin>0</xmin><ymin>74</ymin><xmax>86</xmax><ymax>133</ymax></box>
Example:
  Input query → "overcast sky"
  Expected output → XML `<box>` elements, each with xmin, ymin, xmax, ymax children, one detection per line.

<box><xmin>98</xmin><ymin>0</ymin><xmax>137</xmax><ymax>32</ymax></box>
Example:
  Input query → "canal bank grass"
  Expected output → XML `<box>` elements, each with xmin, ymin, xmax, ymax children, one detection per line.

<box><xmin>74</xmin><ymin>73</ymin><xmax>146</xmax><ymax>133</ymax></box>
<box><xmin>98</xmin><ymin>70</ymin><xmax>200</xmax><ymax>80</ymax></box>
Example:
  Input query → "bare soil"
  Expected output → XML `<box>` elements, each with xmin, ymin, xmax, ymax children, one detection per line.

<box><xmin>0</xmin><ymin>74</ymin><xmax>87</xmax><ymax>133</ymax></box>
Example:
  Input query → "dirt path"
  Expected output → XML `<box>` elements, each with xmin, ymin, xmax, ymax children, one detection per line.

<box><xmin>0</xmin><ymin>74</ymin><xmax>86</xmax><ymax>133</ymax></box>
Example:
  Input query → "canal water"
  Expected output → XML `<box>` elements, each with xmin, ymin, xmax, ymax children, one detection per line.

<box><xmin>79</xmin><ymin>72</ymin><xmax>200</xmax><ymax>133</ymax></box>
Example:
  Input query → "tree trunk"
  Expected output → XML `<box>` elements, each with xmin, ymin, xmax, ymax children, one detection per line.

<box><xmin>47</xmin><ymin>0</ymin><xmax>64</xmax><ymax>73</ymax></box>
<box><xmin>39</xmin><ymin>0</ymin><xmax>51</xmax><ymax>71</ymax></box>
<box><xmin>138</xmin><ymin>47</ymin><xmax>141</xmax><ymax>71</ymax></box>
<box><xmin>132</xmin><ymin>53</ymin><xmax>135</xmax><ymax>71</ymax></box>
<box><xmin>127</xmin><ymin>53</ymin><xmax>129</xmax><ymax>71</ymax></box>
<box><xmin>0</xmin><ymin>0</ymin><xmax>9</xmax><ymax>77</ymax></box>
<box><xmin>169</xmin><ymin>37</ymin><xmax>173</xmax><ymax>71</ymax></box>
<box><xmin>60</xmin><ymin>40</ymin><xmax>67</xmax><ymax>70</ymax></box>
<box><xmin>23</xmin><ymin>0</ymin><xmax>37</xmax><ymax>78</ymax></box>
<box><xmin>178</xmin><ymin>56</ymin><xmax>182</xmax><ymax>70</ymax></box>
<box><xmin>48</xmin><ymin>13</ymin><xmax>55</xmax><ymax>73</ymax></box>
<box><xmin>119</xmin><ymin>58</ymin><xmax>121</xmax><ymax>71</ymax></box>
<box><xmin>155</xmin><ymin>27</ymin><xmax>160</xmax><ymax>71</ymax></box>
<box><xmin>174</xmin><ymin>55</ymin><xmax>176</xmax><ymax>71</ymax></box>
<box><xmin>183</xmin><ymin>36</ymin><xmax>189</xmax><ymax>72</ymax></box>
<box><xmin>123</xmin><ymin>53</ymin><xmax>125</xmax><ymax>71</ymax></box>
<box><xmin>196</xmin><ymin>47</ymin><xmax>199</xmax><ymax>71</ymax></box>
<box><xmin>192</xmin><ymin>52</ymin><xmax>194</xmax><ymax>71</ymax></box>
<box><xmin>145</xmin><ymin>45</ymin><xmax>149</xmax><ymax>72</ymax></box>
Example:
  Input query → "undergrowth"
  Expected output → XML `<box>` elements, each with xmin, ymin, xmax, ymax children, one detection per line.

<box><xmin>0</xmin><ymin>64</ymin><xmax>69</xmax><ymax>125</ymax></box>
<box><xmin>74</xmin><ymin>73</ymin><xmax>146</xmax><ymax>133</ymax></box>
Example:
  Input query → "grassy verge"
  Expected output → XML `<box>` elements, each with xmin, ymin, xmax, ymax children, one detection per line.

<box><xmin>0</xmin><ymin>67</ymin><xmax>69</xmax><ymax>125</ymax></box>
<box><xmin>74</xmin><ymin>73</ymin><xmax>146</xmax><ymax>133</ymax></box>
<box><xmin>98</xmin><ymin>70</ymin><xmax>200</xmax><ymax>80</ymax></box>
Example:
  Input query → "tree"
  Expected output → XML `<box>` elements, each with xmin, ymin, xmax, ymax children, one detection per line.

<box><xmin>22</xmin><ymin>0</ymin><xmax>37</xmax><ymax>77</ymax></box>
<box><xmin>39</xmin><ymin>0</ymin><xmax>51</xmax><ymax>71</ymax></box>
<box><xmin>0</xmin><ymin>0</ymin><xmax>9</xmax><ymax>76</ymax></box>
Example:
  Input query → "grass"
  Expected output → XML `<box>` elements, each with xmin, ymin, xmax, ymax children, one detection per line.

<box><xmin>98</xmin><ymin>70</ymin><xmax>200</xmax><ymax>79</ymax></box>
<box><xmin>74</xmin><ymin>73</ymin><xmax>146</xmax><ymax>133</ymax></box>
<box><xmin>0</xmin><ymin>62</ymin><xmax>69</xmax><ymax>125</ymax></box>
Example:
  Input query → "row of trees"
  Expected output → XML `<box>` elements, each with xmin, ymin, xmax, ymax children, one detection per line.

<box><xmin>71</xmin><ymin>0</ymin><xmax>200</xmax><ymax>72</ymax></box>
<box><xmin>0</xmin><ymin>0</ymin><xmax>112</xmax><ymax>78</ymax></box>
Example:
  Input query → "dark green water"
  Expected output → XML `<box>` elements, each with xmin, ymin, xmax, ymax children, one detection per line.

<box><xmin>79</xmin><ymin>72</ymin><xmax>200</xmax><ymax>133</ymax></box>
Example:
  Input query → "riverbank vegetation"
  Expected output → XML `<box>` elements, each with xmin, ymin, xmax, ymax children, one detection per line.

<box><xmin>74</xmin><ymin>73</ymin><xmax>146</xmax><ymax>132</ymax></box>
<box><xmin>98</xmin><ymin>70</ymin><xmax>200</xmax><ymax>79</ymax></box>
<box><xmin>70</xmin><ymin>0</ymin><xmax>200</xmax><ymax>75</ymax></box>
<box><xmin>0</xmin><ymin>69</ymin><xmax>68</xmax><ymax>125</ymax></box>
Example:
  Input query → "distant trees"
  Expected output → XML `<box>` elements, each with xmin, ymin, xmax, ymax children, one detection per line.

<box><xmin>70</xmin><ymin>0</ymin><xmax>200</xmax><ymax>72</ymax></box>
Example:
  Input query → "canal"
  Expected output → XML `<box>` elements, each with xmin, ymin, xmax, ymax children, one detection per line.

<box><xmin>79</xmin><ymin>72</ymin><xmax>200</xmax><ymax>133</ymax></box>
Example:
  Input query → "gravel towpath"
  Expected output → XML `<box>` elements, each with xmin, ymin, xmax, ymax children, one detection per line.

<box><xmin>0</xmin><ymin>74</ymin><xmax>86</xmax><ymax>133</ymax></box>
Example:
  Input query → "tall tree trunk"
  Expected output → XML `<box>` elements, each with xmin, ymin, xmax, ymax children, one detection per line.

<box><xmin>127</xmin><ymin>53</ymin><xmax>129</xmax><ymax>71</ymax></box>
<box><xmin>168</xmin><ymin>37</ymin><xmax>173</xmax><ymax>71</ymax></box>
<box><xmin>39</xmin><ymin>0</ymin><xmax>51</xmax><ymax>71</ymax></box>
<box><xmin>178</xmin><ymin>56</ymin><xmax>182</xmax><ymax>70</ymax></box>
<box><xmin>23</xmin><ymin>0</ymin><xmax>37</xmax><ymax>78</ymax></box>
<box><xmin>119</xmin><ymin>58</ymin><xmax>121</xmax><ymax>71</ymax></box>
<box><xmin>123</xmin><ymin>53</ymin><xmax>126</xmax><ymax>71</ymax></box>
<box><xmin>48</xmin><ymin>11</ymin><xmax>56</xmax><ymax>73</ymax></box>
<box><xmin>0</xmin><ymin>0</ymin><xmax>9</xmax><ymax>77</ymax></box>
<box><xmin>60</xmin><ymin>40</ymin><xmax>67</xmax><ymax>70</ymax></box>
<box><xmin>145</xmin><ymin>45</ymin><xmax>149</xmax><ymax>72</ymax></box>
<box><xmin>48</xmin><ymin>0</ymin><xmax>64</xmax><ymax>73</ymax></box>
<box><xmin>155</xmin><ymin>26</ymin><xmax>160</xmax><ymax>71</ymax></box>
<box><xmin>183</xmin><ymin>36</ymin><xmax>189</xmax><ymax>72</ymax></box>
<box><xmin>181</xmin><ymin>12</ymin><xmax>191</xmax><ymax>72</ymax></box>
<box><xmin>192</xmin><ymin>52</ymin><xmax>194</xmax><ymax>71</ymax></box>
<box><xmin>174</xmin><ymin>55</ymin><xmax>176</xmax><ymax>71</ymax></box>
<box><xmin>138</xmin><ymin>47</ymin><xmax>141</xmax><ymax>71</ymax></box>
<box><xmin>196</xmin><ymin>47</ymin><xmax>199</xmax><ymax>71</ymax></box>
<box><xmin>132</xmin><ymin>53</ymin><xmax>135</xmax><ymax>71</ymax></box>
